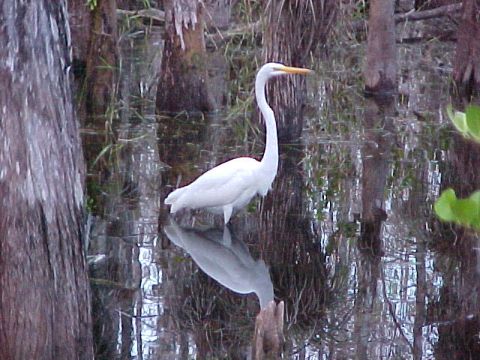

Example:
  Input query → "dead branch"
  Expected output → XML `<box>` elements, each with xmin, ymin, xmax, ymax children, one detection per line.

<box><xmin>352</xmin><ymin>3</ymin><xmax>463</xmax><ymax>33</ymax></box>
<box><xmin>395</xmin><ymin>3</ymin><xmax>462</xmax><ymax>23</ymax></box>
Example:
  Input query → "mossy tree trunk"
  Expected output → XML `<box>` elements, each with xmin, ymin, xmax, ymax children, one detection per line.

<box><xmin>156</xmin><ymin>0</ymin><xmax>215</xmax><ymax>113</ymax></box>
<box><xmin>364</xmin><ymin>0</ymin><xmax>397</xmax><ymax>94</ymax></box>
<box><xmin>69</xmin><ymin>0</ymin><xmax>119</xmax><ymax>119</ymax></box>
<box><xmin>453</xmin><ymin>0</ymin><xmax>480</xmax><ymax>98</ymax></box>
<box><xmin>0</xmin><ymin>1</ymin><xmax>93</xmax><ymax>358</ymax></box>
<box><xmin>262</xmin><ymin>0</ymin><xmax>337</xmax><ymax>142</ymax></box>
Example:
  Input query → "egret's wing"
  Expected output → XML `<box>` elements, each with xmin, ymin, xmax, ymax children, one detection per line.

<box><xmin>168</xmin><ymin>157</ymin><xmax>259</xmax><ymax>212</ymax></box>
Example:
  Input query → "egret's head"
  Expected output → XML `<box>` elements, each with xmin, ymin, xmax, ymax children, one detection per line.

<box><xmin>259</xmin><ymin>62</ymin><xmax>313</xmax><ymax>79</ymax></box>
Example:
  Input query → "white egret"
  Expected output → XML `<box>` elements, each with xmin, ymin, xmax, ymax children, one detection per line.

<box><xmin>164</xmin><ymin>63</ymin><xmax>312</xmax><ymax>223</ymax></box>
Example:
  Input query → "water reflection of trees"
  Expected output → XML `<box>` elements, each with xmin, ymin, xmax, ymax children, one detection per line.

<box><xmin>260</xmin><ymin>145</ymin><xmax>329</xmax><ymax>322</ymax></box>
<box><xmin>86</xmin><ymin>32</ymin><xmax>161</xmax><ymax>359</ymax></box>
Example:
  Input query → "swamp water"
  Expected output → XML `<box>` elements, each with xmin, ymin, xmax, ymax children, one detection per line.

<box><xmin>83</xmin><ymin>26</ymin><xmax>480</xmax><ymax>360</ymax></box>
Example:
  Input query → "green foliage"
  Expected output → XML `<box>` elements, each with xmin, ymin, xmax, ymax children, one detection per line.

<box><xmin>446</xmin><ymin>104</ymin><xmax>480</xmax><ymax>142</ymax></box>
<box><xmin>434</xmin><ymin>188</ymin><xmax>480</xmax><ymax>230</ymax></box>
<box><xmin>86</xmin><ymin>0</ymin><xmax>97</xmax><ymax>11</ymax></box>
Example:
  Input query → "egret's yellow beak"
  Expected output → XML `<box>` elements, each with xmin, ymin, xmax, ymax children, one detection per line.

<box><xmin>280</xmin><ymin>65</ymin><xmax>313</xmax><ymax>75</ymax></box>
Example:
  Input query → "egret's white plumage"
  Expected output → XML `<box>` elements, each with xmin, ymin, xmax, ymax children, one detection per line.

<box><xmin>165</xmin><ymin>63</ymin><xmax>312</xmax><ymax>223</ymax></box>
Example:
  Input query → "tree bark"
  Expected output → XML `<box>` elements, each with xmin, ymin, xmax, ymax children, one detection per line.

<box><xmin>156</xmin><ymin>0</ymin><xmax>215</xmax><ymax>113</ymax></box>
<box><xmin>453</xmin><ymin>0</ymin><xmax>480</xmax><ymax>98</ymax></box>
<box><xmin>364</xmin><ymin>0</ymin><xmax>397</xmax><ymax>94</ymax></box>
<box><xmin>262</xmin><ymin>0</ymin><xmax>337</xmax><ymax>142</ymax></box>
<box><xmin>0</xmin><ymin>1</ymin><xmax>93</xmax><ymax>358</ymax></box>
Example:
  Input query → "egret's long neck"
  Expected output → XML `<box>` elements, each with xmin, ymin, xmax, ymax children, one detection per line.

<box><xmin>255</xmin><ymin>75</ymin><xmax>278</xmax><ymax>175</ymax></box>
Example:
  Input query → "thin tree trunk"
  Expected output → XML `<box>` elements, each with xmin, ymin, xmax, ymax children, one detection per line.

<box><xmin>262</xmin><ymin>0</ymin><xmax>337</xmax><ymax>142</ymax></box>
<box><xmin>364</xmin><ymin>0</ymin><xmax>397</xmax><ymax>94</ymax></box>
<box><xmin>0</xmin><ymin>1</ymin><xmax>93</xmax><ymax>359</ymax></box>
<box><xmin>156</xmin><ymin>0</ymin><xmax>215</xmax><ymax>112</ymax></box>
<box><xmin>453</xmin><ymin>0</ymin><xmax>480</xmax><ymax>98</ymax></box>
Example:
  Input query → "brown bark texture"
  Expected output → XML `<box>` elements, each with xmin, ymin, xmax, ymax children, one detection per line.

<box><xmin>156</xmin><ymin>0</ymin><xmax>215</xmax><ymax>113</ymax></box>
<box><xmin>364</xmin><ymin>0</ymin><xmax>397</xmax><ymax>94</ymax></box>
<box><xmin>262</xmin><ymin>0</ymin><xmax>337</xmax><ymax>142</ymax></box>
<box><xmin>453</xmin><ymin>0</ymin><xmax>480</xmax><ymax>98</ymax></box>
<box><xmin>0</xmin><ymin>1</ymin><xmax>93</xmax><ymax>359</ymax></box>
<box><xmin>69</xmin><ymin>0</ymin><xmax>119</xmax><ymax>118</ymax></box>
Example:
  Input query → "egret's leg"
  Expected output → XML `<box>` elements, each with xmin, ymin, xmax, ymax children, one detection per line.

<box><xmin>223</xmin><ymin>205</ymin><xmax>233</xmax><ymax>224</ymax></box>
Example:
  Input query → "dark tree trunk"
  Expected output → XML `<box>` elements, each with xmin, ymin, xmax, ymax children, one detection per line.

<box><xmin>364</xmin><ymin>0</ymin><xmax>397</xmax><ymax>94</ymax></box>
<box><xmin>69</xmin><ymin>0</ymin><xmax>119</xmax><ymax>118</ymax></box>
<box><xmin>453</xmin><ymin>0</ymin><xmax>480</xmax><ymax>98</ymax></box>
<box><xmin>0</xmin><ymin>1</ymin><xmax>93</xmax><ymax>359</ymax></box>
<box><xmin>262</xmin><ymin>0</ymin><xmax>337</xmax><ymax>142</ymax></box>
<box><xmin>156</xmin><ymin>0</ymin><xmax>215</xmax><ymax>113</ymax></box>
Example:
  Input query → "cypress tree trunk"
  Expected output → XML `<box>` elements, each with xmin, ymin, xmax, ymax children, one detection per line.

<box><xmin>156</xmin><ymin>0</ymin><xmax>214</xmax><ymax>113</ymax></box>
<box><xmin>0</xmin><ymin>1</ymin><xmax>93</xmax><ymax>358</ymax></box>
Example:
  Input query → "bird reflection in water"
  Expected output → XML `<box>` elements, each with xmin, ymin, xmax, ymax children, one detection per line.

<box><xmin>164</xmin><ymin>220</ymin><xmax>284</xmax><ymax>359</ymax></box>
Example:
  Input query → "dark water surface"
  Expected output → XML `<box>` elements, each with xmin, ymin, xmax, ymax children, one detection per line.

<box><xmin>83</xmin><ymin>27</ymin><xmax>480</xmax><ymax>359</ymax></box>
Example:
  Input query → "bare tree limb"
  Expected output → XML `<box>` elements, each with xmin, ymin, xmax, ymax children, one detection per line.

<box><xmin>395</xmin><ymin>3</ymin><xmax>462</xmax><ymax>23</ymax></box>
<box><xmin>352</xmin><ymin>3</ymin><xmax>462</xmax><ymax>33</ymax></box>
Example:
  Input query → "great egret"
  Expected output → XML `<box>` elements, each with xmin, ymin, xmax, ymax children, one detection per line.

<box><xmin>164</xmin><ymin>63</ymin><xmax>312</xmax><ymax>223</ymax></box>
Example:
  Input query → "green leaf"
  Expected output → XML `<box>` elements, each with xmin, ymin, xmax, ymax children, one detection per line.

<box><xmin>434</xmin><ymin>188</ymin><xmax>457</xmax><ymax>222</ymax></box>
<box><xmin>447</xmin><ymin>105</ymin><xmax>469</xmax><ymax>136</ymax></box>
<box><xmin>469</xmin><ymin>191</ymin><xmax>480</xmax><ymax>228</ymax></box>
<box><xmin>451</xmin><ymin>198</ymin><xmax>477</xmax><ymax>226</ymax></box>
<box><xmin>466</xmin><ymin>105</ymin><xmax>480</xmax><ymax>141</ymax></box>
<box><xmin>469</xmin><ymin>191</ymin><xmax>480</xmax><ymax>206</ymax></box>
